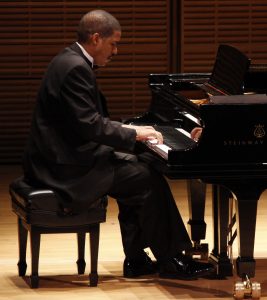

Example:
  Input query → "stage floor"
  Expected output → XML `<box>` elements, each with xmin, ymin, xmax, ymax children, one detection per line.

<box><xmin>1</xmin><ymin>165</ymin><xmax>267</xmax><ymax>300</ymax></box>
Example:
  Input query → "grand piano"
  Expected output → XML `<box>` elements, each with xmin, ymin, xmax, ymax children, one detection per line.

<box><xmin>126</xmin><ymin>44</ymin><xmax>267</xmax><ymax>298</ymax></box>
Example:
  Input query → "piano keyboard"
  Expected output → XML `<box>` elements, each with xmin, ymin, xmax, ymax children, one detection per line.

<box><xmin>145</xmin><ymin>126</ymin><xmax>197</xmax><ymax>160</ymax></box>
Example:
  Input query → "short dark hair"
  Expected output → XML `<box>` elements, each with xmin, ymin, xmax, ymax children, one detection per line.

<box><xmin>77</xmin><ymin>10</ymin><xmax>121</xmax><ymax>43</ymax></box>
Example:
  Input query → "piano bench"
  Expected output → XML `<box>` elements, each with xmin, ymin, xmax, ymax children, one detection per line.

<box><xmin>9</xmin><ymin>177</ymin><xmax>108</xmax><ymax>288</ymax></box>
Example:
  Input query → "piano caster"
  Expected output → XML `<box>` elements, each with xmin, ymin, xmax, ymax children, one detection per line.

<box><xmin>234</xmin><ymin>275</ymin><xmax>261</xmax><ymax>299</ymax></box>
<box><xmin>185</xmin><ymin>242</ymin><xmax>209</xmax><ymax>261</ymax></box>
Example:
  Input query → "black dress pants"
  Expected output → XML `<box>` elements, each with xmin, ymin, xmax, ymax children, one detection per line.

<box><xmin>107</xmin><ymin>153</ymin><xmax>192</xmax><ymax>263</ymax></box>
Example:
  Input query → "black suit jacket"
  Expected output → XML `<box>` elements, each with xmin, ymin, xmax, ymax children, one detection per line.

<box><xmin>23</xmin><ymin>43</ymin><xmax>136</xmax><ymax>211</ymax></box>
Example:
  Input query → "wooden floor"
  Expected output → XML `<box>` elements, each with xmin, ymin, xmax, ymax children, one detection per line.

<box><xmin>1</xmin><ymin>165</ymin><xmax>267</xmax><ymax>300</ymax></box>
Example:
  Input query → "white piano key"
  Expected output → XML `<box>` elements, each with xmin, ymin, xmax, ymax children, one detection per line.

<box><xmin>148</xmin><ymin>139</ymin><xmax>159</xmax><ymax>144</ymax></box>
<box><xmin>175</xmin><ymin>128</ymin><xmax>192</xmax><ymax>139</ymax></box>
<box><xmin>154</xmin><ymin>144</ymin><xmax>171</xmax><ymax>153</ymax></box>
<box><xmin>183</xmin><ymin>112</ymin><xmax>201</xmax><ymax>125</ymax></box>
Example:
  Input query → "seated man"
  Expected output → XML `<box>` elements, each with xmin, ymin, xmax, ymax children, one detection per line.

<box><xmin>22</xmin><ymin>9</ymin><xmax>214</xmax><ymax>280</ymax></box>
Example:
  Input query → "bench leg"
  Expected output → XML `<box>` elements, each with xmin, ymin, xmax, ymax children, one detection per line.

<box><xmin>17</xmin><ymin>217</ymin><xmax>28</xmax><ymax>276</ymax></box>
<box><xmin>30</xmin><ymin>228</ymin><xmax>40</xmax><ymax>288</ymax></box>
<box><xmin>76</xmin><ymin>232</ymin><xmax>86</xmax><ymax>274</ymax></box>
<box><xmin>89</xmin><ymin>224</ymin><xmax>99</xmax><ymax>286</ymax></box>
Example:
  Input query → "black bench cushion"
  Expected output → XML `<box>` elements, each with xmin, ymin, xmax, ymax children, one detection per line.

<box><xmin>9</xmin><ymin>177</ymin><xmax>107</xmax><ymax>227</ymax></box>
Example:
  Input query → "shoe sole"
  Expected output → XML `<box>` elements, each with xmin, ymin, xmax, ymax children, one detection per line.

<box><xmin>124</xmin><ymin>270</ymin><xmax>158</xmax><ymax>278</ymax></box>
<box><xmin>159</xmin><ymin>268</ymin><xmax>214</xmax><ymax>280</ymax></box>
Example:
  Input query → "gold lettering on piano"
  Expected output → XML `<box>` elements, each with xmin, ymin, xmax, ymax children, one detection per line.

<box><xmin>224</xmin><ymin>140</ymin><xmax>264</xmax><ymax>146</ymax></box>
<box><xmin>224</xmin><ymin>124</ymin><xmax>265</xmax><ymax>146</ymax></box>
<box><xmin>254</xmin><ymin>124</ymin><xmax>265</xmax><ymax>138</ymax></box>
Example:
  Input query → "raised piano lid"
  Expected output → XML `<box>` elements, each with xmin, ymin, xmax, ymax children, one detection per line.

<box><xmin>167</xmin><ymin>94</ymin><xmax>267</xmax><ymax>165</ymax></box>
<box><xmin>207</xmin><ymin>44</ymin><xmax>250</xmax><ymax>95</ymax></box>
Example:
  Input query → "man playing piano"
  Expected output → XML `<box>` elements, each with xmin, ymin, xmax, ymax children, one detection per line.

<box><xmin>22</xmin><ymin>9</ymin><xmax>214</xmax><ymax>280</ymax></box>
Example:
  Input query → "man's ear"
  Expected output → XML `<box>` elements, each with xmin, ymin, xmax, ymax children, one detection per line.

<box><xmin>91</xmin><ymin>33</ymin><xmax>100</xmax><ymax>45</ymax></box>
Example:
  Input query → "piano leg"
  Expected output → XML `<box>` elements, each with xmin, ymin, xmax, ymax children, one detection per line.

<box><xmin>234</xmin><ymin>186</ymin><xmax>258</xmax><ymax>279</ymax></box>
<box><xmin>209</xmin><ymin>185</ymin><xmax>233</xmax><ymax>277</ymax></box>
<box><xmin>185</xmin><ymin>179</ymin><xmax>208</xmax><ymax>260</ymax></box>
<box><xmin>207</xmin><ymin>181</ymin><xmax>265</xmax><ymax>299</ymax></box>
<box><xmin>231</xmin><ymin>182</ymin><xmax>264</xmax><ymax>299</ymax></box>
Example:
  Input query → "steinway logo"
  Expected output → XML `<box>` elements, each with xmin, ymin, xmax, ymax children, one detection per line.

<box><xmin>223</xmin><ymin>124</ymin><xmax>265</xmax><ymax>146</ymax></box>
<box><xmin>254</xmin><ymin>124</ymin><xmax>265</xmax><ymax>138</ymax></box>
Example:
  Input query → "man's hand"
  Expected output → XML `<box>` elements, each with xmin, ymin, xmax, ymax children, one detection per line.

<box><xmin>190</xmin><ymin>127</ymin><xmax>203</xmax><ymax>142</ymax></box>
<box><xmin>122</xmin><ymin>124</ymin><xmax>163</xmax><ymax>144</ymax></box>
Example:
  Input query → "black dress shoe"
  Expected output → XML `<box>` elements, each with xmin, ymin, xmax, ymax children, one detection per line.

<box><xmin>159</xmin><ymin>254</ymin><xmax>215</xmax><ymax>280</ymax></box>
<box><xmin>123</xmin><ymin>252</ymin><xmax>158</xmax><ymax>278</ymax></box>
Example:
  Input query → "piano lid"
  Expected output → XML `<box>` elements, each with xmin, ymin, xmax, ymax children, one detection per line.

<box><xmin>147</xmin><ymin>45</ymin><xmax>251</xmax><ymax>125</ymax></box>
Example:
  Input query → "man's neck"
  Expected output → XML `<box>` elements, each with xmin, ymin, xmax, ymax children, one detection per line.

<box><xmin>76</xmin><ymin>42</ymin><xmax>94</xmax><ymax>66</ymax></box>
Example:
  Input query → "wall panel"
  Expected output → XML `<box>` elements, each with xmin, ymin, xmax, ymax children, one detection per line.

<box><xmin>181</xmin><ymin>0</ymin><xmax>267</xmax><ymax>72</ymax></box>
<box><xmin>0</xmin><ymin>0</ymin><xmax>171</xmax><ymax>163</ymax></box>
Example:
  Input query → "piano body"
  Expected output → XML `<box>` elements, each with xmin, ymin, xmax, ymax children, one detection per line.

<box><xmin>127</xmin><ymin>43</ymin><xmax>255</xmax><ymax>257</ymax></box>
<box><xmin>139</xmin><ymin>95</ymin><xmax>267</xmax><ymax>282</ymax></box>
<box><xmin>125</xmin><ymin>44</ymin><xmax>267</xmax><ymax>297</ymax></box>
